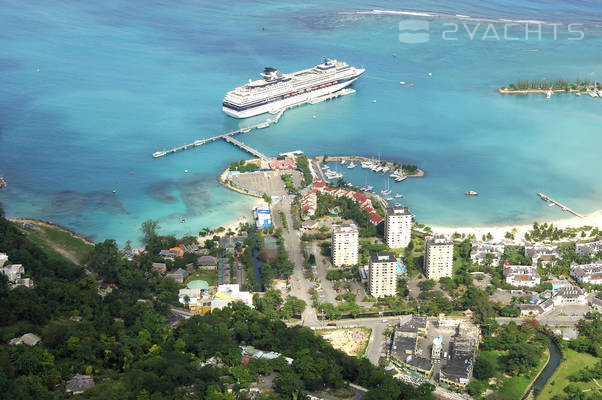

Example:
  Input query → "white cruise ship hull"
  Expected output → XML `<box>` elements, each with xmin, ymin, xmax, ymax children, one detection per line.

<box><xmin>223</xmin><ymin>76</ymin><xmax>360</xmax><ymax>118</ymax></box>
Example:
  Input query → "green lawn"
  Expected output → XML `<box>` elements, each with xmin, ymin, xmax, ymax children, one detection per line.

<box><xmin>499</xmin><ymin>376</ymin><xmax>532</xmax><ymax>399</ymax></box>
<box><xmin>492</xmin><ymin>348</ymin><xmax>549</xmax><ymax>400</ymax></box>
<box><xmin>19</xmin><ymin>221</ymin><xmax>93</xmax><ymax>264</ymax></box>
<box><xmin>186</xmin><ymin>270</ymin><xmax>217</xmax><ymax>287</ymax></box>
<box><xmin>537</xmin><ymin>348</ymin><xmax>600</xmax><ymax>399</ymax></box>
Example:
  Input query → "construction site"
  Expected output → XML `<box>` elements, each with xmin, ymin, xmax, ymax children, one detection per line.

<box><xmin>316</xmin><ymin>327</ymin><xmax>371</xmax><ymax>357</ymax></box>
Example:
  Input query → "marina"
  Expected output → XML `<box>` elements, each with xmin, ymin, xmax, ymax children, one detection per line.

<box><xmin>537</xmin><ymin>193</ymin><xmax>584</xmax><ymax>218</ymax></box>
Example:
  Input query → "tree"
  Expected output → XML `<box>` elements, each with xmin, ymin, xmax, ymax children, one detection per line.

<box><xmin>418</xmin><ymin>280</ymin><xmax>435</xmax><ymax>291</ymax></box>
<box><xmin>473</xmin><ymin>356</ymin><xmax>496</xmax><ymax>380</ymax></box>
<box><xmin>466</xmin><ymin>380</ymin><xmax>486</xmax><ymax>396</ymax></box>
<box><xmin>140</xmin><ymin>219</ymin><xmax>160</xmax><ymax>244</ymax></box>
<box><xmin>504</xmin><ymin>343</ymin><xmax>539</xmax><ymax>375</ymax></box>
<box><xmin>273</xmin><ymin>370</ymin><xmax>302</xmax><ymax>397</ymax></box>
<box><xmin>500</xmin><ymin>305</ymin><xmax>520</xmax><ymax>317</ymax></box>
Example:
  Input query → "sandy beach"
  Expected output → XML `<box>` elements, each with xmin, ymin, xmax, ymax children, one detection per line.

<box><xmin>431</xmin><ymin>210</ymin><xmax>602</xmax><ymax>243</ymax></box>
<box><xmin>197</xmin><ymin>197</ymin><xmax>264</xmax><ymax>244</ymax></box>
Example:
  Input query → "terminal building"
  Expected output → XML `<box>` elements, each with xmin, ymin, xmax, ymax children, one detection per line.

<box><xmin>384</xmin><ymin>206</ymin><xmax>412</xmax><ymax>249</ymax></box>
<box><xmin>253</xmin><ymin>203</ymin><xmax>272</xmax><ymax>229</ymax></box>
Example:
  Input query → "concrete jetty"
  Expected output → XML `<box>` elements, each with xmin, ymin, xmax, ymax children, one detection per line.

<box><xmin>152</xmin><ymin>120</ymin><xmax>272</xmax><ymax>159</ymax></box>
<box><xmin>537</xmin><ymin>193</ymin><xmax>584</xmax><ymax>218</ymax></box>
<box><xmin>152</xmin><ymin>88</ymin><xmax>356</xmax><ymax>160</ymax></box>
<box><xmin>224</xmin><ymin>136</ymin><xmax>269</xmax><ymax>161</ymax></box>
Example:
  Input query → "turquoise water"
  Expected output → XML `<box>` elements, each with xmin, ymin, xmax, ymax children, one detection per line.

<box><xmin>1</xmin><ymin>1</ymin><xmax>601</xmax><ymax>244</ymax></box>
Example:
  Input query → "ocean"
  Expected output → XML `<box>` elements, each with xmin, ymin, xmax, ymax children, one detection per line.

<box><xmin>1</xmin><ymin>0</ymin><xmax>601</xmax><ymax>244</ymax></box>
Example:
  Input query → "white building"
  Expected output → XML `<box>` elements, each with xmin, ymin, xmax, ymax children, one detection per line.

<box><xmin>368</xmin><ymin>252</ymin><xmax>397</xmax><ymax>298</ymax></box>
<box><xmin>470</xmin><ymin>243</ymin><xmax>504</xmax><ymax>266</ymax></box>
<box><xmin>212</xmin><ymin>284</ymin><xmax>253</xmax><ymax>309</ymax></box>
<box><xmin>424</xmin><ymin>235</ymin><xmax>454</xmax><ymax>280</ymax></box>
<box><xmin>253</xmin><ymin>203</ymin><xmax>272</xmax><ymax>229</ymax></box>
<box><xmin>503</xmin><ymin>265</ymin><xmax>541</xmax><ymax>288</ymax></box>
<box><xmin>384</xmin><ymin>206</ymin><xmax>412</xmax><ymax>249</ymax></box>
<box><xmin>576</xmin><ymin>240</ymin><xmax>602</xmax><ymax>257</ymax></box>
<box><xmin>0</xmin><ymin>263</ymin><xmax>33</xmax><ymax>289</ymax></box>
<box><xmin>524</xmin><ymin>244</ymin><xmax>560</xmax><ymax>265</ymax></box>
<box><xmin>331</xmin><ymin>224</ymin><xmax>359</xmax><ymax>267</ymax></box>
<box><xmin>553</xmin><ymin>286</ymin><xmax>586</xmax><ymax>305</ymax></box>
<box><xmin>0</xmin><ymin>253</ymin><xmax>8</xmax><ymax>268</ymax></box>
<box><xmin>570</xmin><ymin>263</ymin><xmax>602</xmax><ymax>285</ymax></box>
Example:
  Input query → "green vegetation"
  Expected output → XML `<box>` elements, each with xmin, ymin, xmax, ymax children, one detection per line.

<box><xmin>314</xmin><ymin>192</ymin><xmax>379</xmax><ymax>237</ymax></box>
<box><xmin>295</xmin><ymin>155</ymin><xmax>312</xmax><ymax>187</ymax></box>
<box><xmin>473</xmin><ymin>321</ymin><xmax>552</xmax><ymax>400</ymax></box>
<box><xmin>537</xmin><ymin>349</ymin><xmax>600</xmax><ymax>399</ymax></box>
<box><xmin>0</xmin><ymin>204</ymin><xmax>436</xmax><ymax>400</ymax></box>
<box><xmin>17</xmin><ymin>221</ymin><xmax>93</xmax><ymax>265</ymax></box>
<box><xmin>281</xmin><ymin>174</ymin><xmax>296</xmax><ymax>193</ymax></box>
<box><xmin>401</xmin><ymin>164</ymin><xmax>418</xmax><ymax>175</ymax></box>
<box><xmin>229</xmin><ymin>159</ymin><xmax>260</xmax><ymax>172</ymax></box>
<box><xmin>259</xmin><ymin>230</ymin><xmax>295</xmax><ymax>287</ymax></box>
<box><xmin>186</xmin><ymin>270</ymin><xmax>217</xmax><ymax>287</ymax></box>
<box><xmin>253</xmin><ymin>290</ymin><xmax>306</xmax><ymax>320</ymax></box>
<box><xmin>525</xmin><ymin>222</ymin><xmax>600</xmax><ymax>243</ymax></box>
<box><xmin>503</xmin><ymin>78</ymin><xmax>601</xmax><ymax>91</ymax></box>
<box><xmin>262</xmin><ymin>192</ymin><xmax>272</xmax><ymax>204</ymax></box>
<box><xmin>278</xmin><ymin>211</ymin><xmax>288</xmax><ymax>232</ymax></box>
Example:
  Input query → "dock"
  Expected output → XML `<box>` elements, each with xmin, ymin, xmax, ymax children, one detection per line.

<box><xmin>152</xmin><ymin>118</ymin><xmax>275</xmax><ymax>159</ymax></box>
<box><xmin>537</xmin><ymin>193</ymin><xmax>584</xmax><ymax>218</ymax></box>
<box><xmin>152</xmin><ymin>88</ymin><xmax>356</xmax><ymax>160</ymax></box>
<box><xmin>224</xmin><ymin>135</ymin><xmax>269</xmax><ymax>161</ymax></box>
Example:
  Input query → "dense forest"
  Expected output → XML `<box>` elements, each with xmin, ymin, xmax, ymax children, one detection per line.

<box><xmin>0</xmin><ymin>205</ymin><xmax>434</xmax><ymax>399</ymax></box>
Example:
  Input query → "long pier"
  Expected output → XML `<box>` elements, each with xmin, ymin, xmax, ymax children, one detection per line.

<box><xmin>152</xmin><ymin>88</ymin><xmax>356</xmax><ymax>160</ymax></box>
<box><xmin>224</xmin><ymin>135</ymin><xmax>269</xmax><ymax>161</ymax></box>
<box><xmin>537</xmin><ymin>192</ymin><xmax>584</xmax><ymax>218</ymax></box>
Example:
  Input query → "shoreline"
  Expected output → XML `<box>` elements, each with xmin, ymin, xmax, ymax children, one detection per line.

<box><xmin>9</xmin><ymin>218</ymin><xmax>96</xmax><ymax>246</ymax></box>
<box><xmin>430</xmin><ymin>209</ymin><xmax>602</xmax><ymax>243</ymax></box>
<box><xmin>498</xmin><ymin>88</ymin><xmax>581</xmax><ymax>94</ymax></box>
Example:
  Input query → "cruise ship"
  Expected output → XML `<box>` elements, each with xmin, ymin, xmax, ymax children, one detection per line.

<box><xmin>222</xmin><ymin>58</ymin><xmax>365</xmax><ymax>118</ymax></box>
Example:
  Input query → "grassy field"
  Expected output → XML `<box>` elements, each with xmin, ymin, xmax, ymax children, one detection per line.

<box><xmin>488</xmin><ymin>347</ymin><xmax>549</xmax><ymax>400</ymax></box>
<box><xmin>537</xmin><ymin>348</ymin><xmax>600</xmax><ymax>399</ymax></box>
<box><xmin>186</xmin><ymin>270</ymin><xmax>217</xmax><ymax>287</ymax></box>
<box><xmin>17</xmin><ymin>220</ymin><xmax>93</xmax><ymax>265</ymax></box>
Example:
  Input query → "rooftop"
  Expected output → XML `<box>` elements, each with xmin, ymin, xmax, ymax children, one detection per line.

<box><xmin>427</xmin><ymin>235</ymin><xmax>453</xmax><ymax>246</ymax></box>
<box><xmin>370</xmin><ymin>252</ymin><xmax>396</xmax><ymax>263</ymax></box>
<box><xmin>333</xmin><ymin>223</ymin><xmax>358</xmax><ymax>233</ymax></box>
<box><xmin>386</xmin><ymin>205</ymin><xmax>411</xmax><ymax>216</ymax></box>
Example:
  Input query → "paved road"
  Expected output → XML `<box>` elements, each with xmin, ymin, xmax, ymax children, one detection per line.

<box><xmin>272</xmin><ymin>196</ymin><xmax>318</xmax><ymax>325</ymax></box>
<box><xmin>310</xmin><ymin>241</ymin><xmax>339</xmax><ymax>305</ymax></box>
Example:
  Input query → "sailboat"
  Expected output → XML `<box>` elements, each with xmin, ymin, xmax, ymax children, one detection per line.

<box><xmin>381</xmin><ymin>177</ymin><xmax>392</xmax><ymax>196</ymax></box>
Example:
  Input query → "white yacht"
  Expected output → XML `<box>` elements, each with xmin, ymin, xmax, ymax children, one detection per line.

<box><xmin>347</xmin><ymin>162</ymin><xmax>356</xmax><ymax>169</ymax></box>
<box><xmin>223</xmin><ymin>58</ymin><xmax>365</xmax><ymax>118</ymax></box>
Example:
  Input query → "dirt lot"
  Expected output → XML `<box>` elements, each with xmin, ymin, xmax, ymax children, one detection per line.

<box><xmin>317</xmin><ymin>328</ymin><xmax>371</xmax><ymax>357</ymax></box>
<box><xmin>230</xmin><ymin>170</ymin><xmax>303</xmax><ymax>197</ymax></box>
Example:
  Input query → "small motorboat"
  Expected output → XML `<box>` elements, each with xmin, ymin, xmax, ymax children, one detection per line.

<box><xmin>465</xmin><ymin>191</ymin><xmax>479</xmax><ymax>196</ymax></box>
